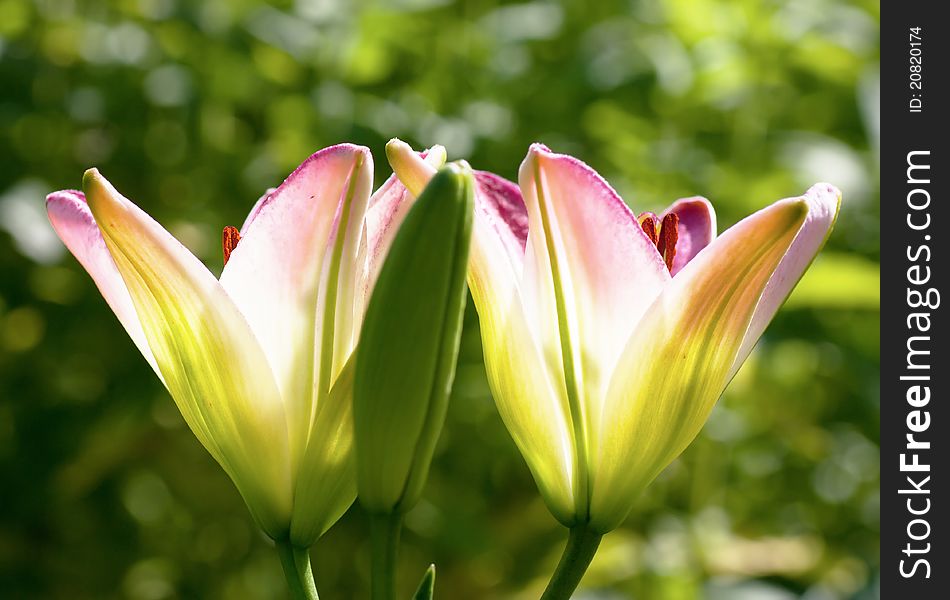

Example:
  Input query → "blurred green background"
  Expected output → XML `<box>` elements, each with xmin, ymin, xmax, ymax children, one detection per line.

<box><xmin>0</xmin><ymin>0</ymin><xmax>879</xmax><ymax>598</ymax></box>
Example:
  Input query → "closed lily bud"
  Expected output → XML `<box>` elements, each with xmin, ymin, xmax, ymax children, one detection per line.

<box><xmin>354</xmin><ymin>163</ymin><xmax>474</xmax><ymax>514</ymax></box>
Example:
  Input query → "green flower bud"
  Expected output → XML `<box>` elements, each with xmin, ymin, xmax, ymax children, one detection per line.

<box><xmin>354</xmin><ymin>162</ymin><xmax>474</xmax><ymax>514</ymax></box>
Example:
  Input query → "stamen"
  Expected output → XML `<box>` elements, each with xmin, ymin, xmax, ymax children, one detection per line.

<box><xmin>222</xmin><ymin>226</ymin><xmax>241</xmax><ymax>266</ymax></box>
<box><xmin>638</xmin><ymin>212</ymin><xmax>659</xmax><ymax>245</ymax></box>
<box><xmin>657</xmin><ymin>213</ymin><xmax>679</xmax><ymax>272</ymax></box>
<box><xmin>637</xmin><ymin>211</ymin><xmax>679</xmax><ymax>273</ymax></box>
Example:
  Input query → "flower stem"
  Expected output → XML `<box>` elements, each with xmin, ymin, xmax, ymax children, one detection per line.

<box><xmin>276</xmin><ymin>539</ymin><xmax>319</xmax><ymax>600</ymax></box>
<box><xmin>369</xmin><ymin>512</ymin><xmax>403</xmax><ymax>600</ymax></box>
<box><xmin>540</xmin><ymin>524</ymin><xmax>603</xmax><ymax>600</ymax></box>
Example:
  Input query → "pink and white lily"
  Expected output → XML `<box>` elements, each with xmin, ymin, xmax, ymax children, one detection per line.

<box><xmin>387</xmin><ymin>141</ymin><xmax>840</xmax><ymax>533</ymax></box>
<box><xmin>46</xmin><ymin>143</ymin><xmax>447</xmax><ymax>545</ymax></box>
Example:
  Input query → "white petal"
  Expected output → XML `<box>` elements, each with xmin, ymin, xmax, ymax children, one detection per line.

<box><xmin>219</xmin><ymin>144</ymin><xmax>373</xmax><ymax>466</ymax></box>
<box><xmin>83</xmin><ymin>169</ymin><xmax>292</xmax><ymax>537</ymax></box>
<box><xmin>730</xmin><ymin>183</ymin><xmax>841</xmax><ymax>378</ymax></box>
<box><xmin>46</xmin><ymin>190</ymin><xmax>162</xmax><ymax>381</ymax></box>
<box><xmin>591</xmin><ymin>197</ymin><xmax>811</xmax><ymax>532</ymax></box>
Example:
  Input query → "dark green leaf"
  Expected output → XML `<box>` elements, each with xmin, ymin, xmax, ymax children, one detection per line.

<box><xmin>411</xmin><ymin>564</ymin><xmax>436</xmax><ymax>600</ymax></box>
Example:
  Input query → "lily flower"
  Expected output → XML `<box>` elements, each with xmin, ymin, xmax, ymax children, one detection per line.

<box><xmin>386</xmin><ymin>141</ymin><xmax>840</xmax><ymax>534</ymax></box>
<box><xmin>45</xmin><ymin>143</ymin><xmax>448</xmax><ymax>550</ymax></box>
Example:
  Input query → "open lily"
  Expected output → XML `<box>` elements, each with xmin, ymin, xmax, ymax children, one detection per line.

<box><xmin>387</xmin><ymin>140</ymin><xmax>840</xmax><ymax>598</ymax></box>
<box><xmin>46</xmin><ymin>143</ymin><xmax>448</xmax><ymax>597</ymax></box>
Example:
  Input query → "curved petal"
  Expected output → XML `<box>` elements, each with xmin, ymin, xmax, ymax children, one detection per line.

<box><xmin>468</xmin><ymin>167</ymin><xmax>583</xmax><ymax>521</ymax></box>
<box><xmin>361</xmin><ymin>143</ymin><xmax>448</xmax><ymax>311</ymax></box>
<box><xmin>473</xmin><ymin>170</ymin><xmax>528</xmax><ymax>259</ymax></box>
<box><xmin>730</xmin><ymin>183</ymin><xmax>841</xmax><ymax>378</ymax></box>
<box><xmin>46</xmin><ymin>190</ymin><xmax>162</xmax><ymax>381</ymax></box>
<box><xmin>518</xmin><ymin>145</ymin><xmax>670</xmax><ymax>518</ymax></box>
<box><xmin>239</xmin><ymin>187</ymin><xmax>277</xmax><ymax>235</ymax></box>
<box><xmin>381</xmin><ymin>139</ymin><xmax>446</xmax><ymax>198</ymax></box>
<box><xmin>660</xmin><ymin>196</ymin><xmax>716</xmax><ymax>276</ymax></box>
<box><xmin>362</xmin><ymin>174</ymin><xmax>411</xmax><ymax>293</ymax></box>
<box><xmin>383</xmin><ymin>139</ymin><xmax>527</xmax><ymax>271</ymax></box>
<box><xmin>519</xmin><ymin>145</ymin><xmax>671</xmax><ymax>398</ymax></box>
<box><xmin>313</xmin><ymin>149</ymin><xmax>374</xmax><ymax>418</ymax></box>
<box><xmin>291</xmin><ymin>358</ymin><xmax>357</xmax><ymax>546</ymax></box>
<box><xmin>82</xmin><ymin>169</ymin><xmax>292</xmax><ymax>538</ymax></box>
<box><xmin>591</xmin><ymin>197</ymin><xmax>810</xmax><ymax>533</ymax></box>
<box><xmin>219</xmin><ymin>144</ymin><xmax>372</xmax><ymax>467</ymax></box>
<box><xmin>468</xmin><ymin>225</ymin><xmax>576</xmax><ymax>524</ymax></box>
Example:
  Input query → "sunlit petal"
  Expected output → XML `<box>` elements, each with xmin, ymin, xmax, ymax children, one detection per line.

<box><xmin>239</xmin><ymin>186</ymin><xmax>277</xmax><ymax>235</ymax></box>
<box><xmin>660</xmin><ymin>196</ymin><xmax>716</xmax><ymax>275</ymax></box>
<box><xmin>519</xmin><ymin>144</ymin><xmax>671</xmax><ymax>397</ymax></box>
<box><xmin>591</xmin><ymin>198</ymin><xmax>809</xmax><ymax>532</ymax></box>
<box><xmin>473</xmin><ymin>170</ymin><xmax>528</xmax><ymax>262</ymax></box>
<box><xmin>291</xmin><ymin>358</ymin><xmax>357</xmax><ymax>546</ymax></box>
<box><xmin>46</xmin><ymin>190</ymin><xmax>162</xmax><ymax>381</ymax></box>
<box><xmin>518</xmin><ymin>145</ymin><xmax>670</xmax><ymax>518</ymax></box>
<box><xmin>361</xmin><ymin>145</ymin><xmax>446</xmax><ymax>304</ymax></box>
<box><xmin>219</xmin><ymin>144</ymin><xmax>372</xmax><ymax>466</ymax></box>
<box><xmin>730</xmin><ymin>183</ymin><xmax>842</xmax><ymax>378</ymax></box>
<box><xmin>463</xmin><ymin>165</ymin><xmax>577</xmax><ymax>523</ymax></box>
<box><xmin>469</xmin><ymin>254</ymin><xmax>576</xmax><ymax>523</ymax></box>
<box><xmin>83</xmin><ymin>169</ymin><xmax>292</xmax><ymax>537</ymax></box>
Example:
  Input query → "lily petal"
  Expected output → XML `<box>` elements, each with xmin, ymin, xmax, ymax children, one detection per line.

<box><xmin>660</xmin><ymin>196</ymin><xmax>716</xmax><ymax>276</ymax></box>
<box><xmin>383</xmin><ymin>139</ymin><xmax>446</xmax><ymax>198</ymax></box>
<box><xmin>219</xmin><ymin>144</ymin><xmax>372</xmax><ymax>467</ymax></box>
<box><xmin>473</xmin><ymin>170</ymin><xmax>529</xmax><ymax>259</ymax></box>
<box><xmin>83</xmin><ymin>169</ymin><xmax>292</xmax><ymax>538</ymax></box>
<box><xmin>730</xmin><ymin>183</ymin><xmax>841</xmax><ymax>378</ymax></box>
<box><xmin>591</xmin><ymin>198</ymin><xmax>810</xmax><ymax>533</ymax></box>
<box><xmin>519</xmin><ymin>144</ymin><xmax>671</xmax><ymax>395</ymax></box>
<box><xmin>314</xmin><ymin>149</ymin><xmax>375</xmax><ymax>410</ymax></box>
<box><xmin>518</xmin><ymin>145</ymin><xmax>670</xmax><ymax>518</ymax></box>
<box><xmin>362</xmin><ymin>145</ymin><xmax>447</xmax><ymax>301</ymax></box>
<box><xmin>383</xmin><ymin>139</ymin><xmax>526</xmax><ymax>268</ymax></box>
<box><xmin>291</xmin><ymin>357</ymin><xmax>357</xmax><ymax>546</ymax></box>
<box><xmin>362</xmin><ymin>174</ymin><xmax>411</xmax><ymax>298</ymax></box>
<box><xmin>46</xmin><ymin>190</ymin><xmax>162</xmax><ymax>380</ymax></box>
<box><xmin>468</xmin><ymin>245</ymin><xmax>576</xmax><ymax>523</ymax></box>
<box><xmin>239</xmin><ymin>187</ymin><xmax>277</xmax><ymax>235</ymax></box>
<box><xmin>467</xmin><ymin>169</ymin><xmax>586</xmax><ymax>521</ymax></box>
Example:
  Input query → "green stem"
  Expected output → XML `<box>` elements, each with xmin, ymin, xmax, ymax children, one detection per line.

<box><xmin>369</xmin><ymin>512</ymin><xmax>403</xmax><ymax>600</ymax></box>
<box><xmin>276</xmin><ymin>539</ymin><xmax>319</xmax><ymax>600</ymax></box>
<box><xmin>540</xmin><ymin>524</ymin><xmax>603</xmax><ymax>600</ymax></box>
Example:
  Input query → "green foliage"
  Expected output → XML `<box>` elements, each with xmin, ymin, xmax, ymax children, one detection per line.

<box><xmin>0</xmin><ymin>0</ymin><xmax>878</xmax><ymax>598</ymax></box>
<box><xmin>412</xmin><ymin>565</ymin><xmax>436</xmax><ymax>600</ymax></box>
